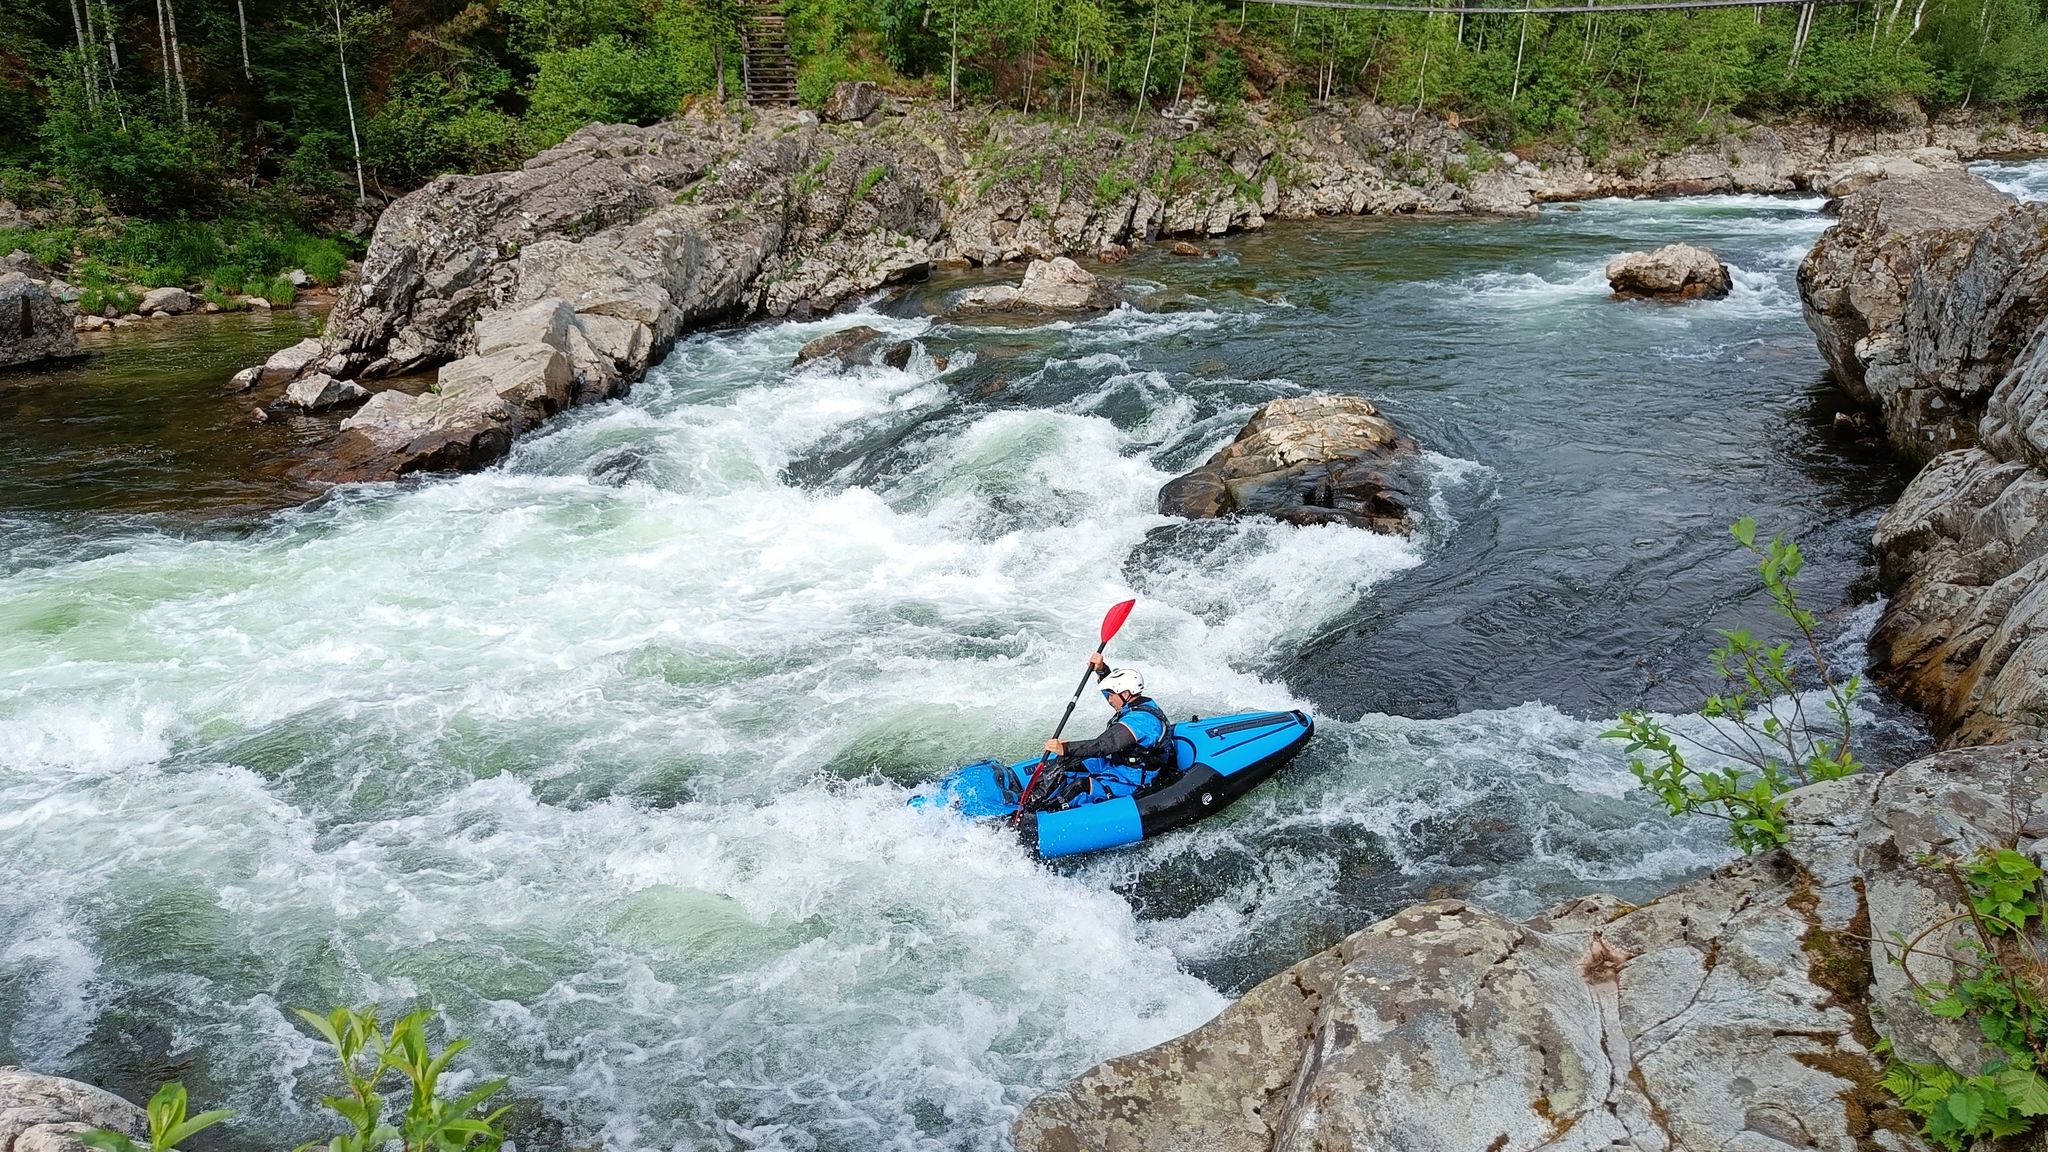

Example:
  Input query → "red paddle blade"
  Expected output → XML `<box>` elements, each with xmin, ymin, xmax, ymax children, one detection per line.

<box><xmin>1099</xmin><ymin>599</ymin><xmax>1137</xmax><ymax>645</ymax></box>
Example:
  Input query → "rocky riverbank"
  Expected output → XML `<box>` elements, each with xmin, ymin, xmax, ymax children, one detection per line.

<box><xmin>1796</xmin><ymin>164</ymin><xmax>2048</xmax><ymax>749</ymax></box>
<box><xmin>214</xmin><ymin>94</ymin><xmax>2046</xmax><ymax>484</ymax></box>
<box><xmin>1023</xmin><ymin>741</ymin><xmax>2048</xmax><ymax>1152</ymax></box>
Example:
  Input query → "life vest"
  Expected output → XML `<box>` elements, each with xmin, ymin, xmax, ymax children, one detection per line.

<box><xmin>1107</xmin><ymin>698</ymin><xmax>1176</xmax><ymax>779</ymax></box>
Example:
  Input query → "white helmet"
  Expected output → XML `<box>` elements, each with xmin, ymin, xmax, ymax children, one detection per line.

<box><xmin>1099</xmin><ymin>668</ymin><xmax>1144</xmax><ymax>696</ymax></box>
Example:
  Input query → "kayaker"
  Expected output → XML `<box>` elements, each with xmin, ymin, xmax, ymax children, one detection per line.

<box><xmin>1029</xmin><ymin>656</ymin><xmax>1174</xmax><ymax>809</ymax></box>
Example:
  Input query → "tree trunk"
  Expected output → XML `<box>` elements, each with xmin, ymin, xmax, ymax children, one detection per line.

<box><xmin>1132</xmin><ymin>11</ymin><xmax>1157</xmax><ymax>130</ymax></box>
<box><xmin>1510</xmin><ymin>1</ymin><xmax>1529</xmax><ymax>102</ymax></box>
<box><xmin>68</xmin><ymin>0</ymin><xmax>98</xmax><ymax>109</ymax></box>
<box><xmin>1173</xmin><ymin>7</ymin><xmax>1191</xmax><ymax>105</ymax></box>
<box><xmin>335</xmin><ymin>0</ymin><xmax>366</xmax><ymax>200</ymax></box>
<box><xmin>156</xmin><ymin>0</ymin><xmax>173</xmax><ymax>113</ymax></box>
<box><xmin>238</xmin><ymin>0</ymin><xmax>251</xmax><ymax>78</ymax></box>
<box><xmin>165</xmin><ymin>0</ymin><xmax>188</xmax><ymax>127</ymax></box>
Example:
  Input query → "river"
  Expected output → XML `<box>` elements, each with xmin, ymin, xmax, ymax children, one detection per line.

<box><xmin>4</xmin><ymin>161</ymin><xmax>2042</xmax><ymax>1150</ymax></box>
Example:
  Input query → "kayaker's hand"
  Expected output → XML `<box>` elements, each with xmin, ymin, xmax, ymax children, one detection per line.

<box><xmin>1087</xmin><ymin>653</ymin><xmax>1107</xmax><ymax>672</ymax></box>
<box><xmin>1045</xmin><ymin>739</ymin><xmax>1066</xmax><ymax>756</ymax></box>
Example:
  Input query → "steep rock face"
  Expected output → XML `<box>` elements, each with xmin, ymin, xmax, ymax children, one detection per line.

<box><xmin>1017</xmin><ymin>743</ymin><xmax>2048</xmax><ymax>1152</ymax></box>
<box><xmin>0</xmin><ymin>1066</ymin><xmax>147</xmax><ymax>1152</ymax></box>
<box><xmin>0</xmin><ymin>272</ymin><xmax>77</xmax><ymax>368</ymax></box>
<box><xmin>1157</xmin><ymin>396</ymin><xmax>1419</xmax><ymax>534</ymax></box>
<box><xmin>1796</xmin><ymin>170</ymin><xmax>2014</xmax><ymax>443</ymax></box>
<box><xmin>1872</xmin><ymin>448</ymin><xmax>2048</xmax><ymax>747</ymax></box>
<box><xmin>1802</xmin><ymin>168</ymin><xmax>2048</xmax><ymax>744</ymax></box>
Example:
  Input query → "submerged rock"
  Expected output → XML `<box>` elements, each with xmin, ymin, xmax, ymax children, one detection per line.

<box><xmin>1017</xmin><ymin>742</ymin><xmax>2045</xmax><ymax>1152</ymax></box>
<box><xmin>952</xmin><ymin>257</ymin><xmax>1119</xmax><ymax>316</ymax></box>
<box><xmin>0</xmin><ymin>1065</ymin><xmax>148</xmax><ymax>1152</ymax></box>
<box><xmin>1157</xmin><ymin>395</ymin><xmax>1418</xmax><ymax>534</ymax></box>
<box><xmin>0</xmin><ymin>272</ymin><xmax>79</xmax><ymax>369</ymax></box>
<box><xmin>1604</xmin><ymin>243</ymin><xmax>1731</xmax><ymax>299</ymax></box>
<box><xmin>793</xmin><ymin>325</ymin><xmax>911</xmax><ymax>369</ymax></box>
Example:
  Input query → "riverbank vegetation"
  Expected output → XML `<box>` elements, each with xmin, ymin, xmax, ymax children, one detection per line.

<box><xmin>0</xmin><ymin>0</ymin><xmax>2040</xmax><ymax>239</ymax></box>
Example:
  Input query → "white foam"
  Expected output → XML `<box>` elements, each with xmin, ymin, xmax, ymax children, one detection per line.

<box><xmin>1971</xmin><ymin>157</ymin><xmax>2048</xmax><ymax>203</ymax></box>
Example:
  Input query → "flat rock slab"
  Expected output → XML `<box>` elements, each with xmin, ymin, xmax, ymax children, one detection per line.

<box><xmin>1157</xmin><ymin>395</ymin><xmax>1419</xmax><ymax>534</ymax></box>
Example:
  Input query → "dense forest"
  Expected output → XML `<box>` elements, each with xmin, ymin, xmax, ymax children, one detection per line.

<box><xmin>0</xmin><ymin>0</ymin><xmax>2042</xmax><ymax>238</ymax></box>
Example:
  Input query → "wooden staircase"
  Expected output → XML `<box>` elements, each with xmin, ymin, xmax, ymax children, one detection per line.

<box><xmin>740</xmin><ymin>1</ymin><xmax>797</xmax><ymax>107</ymax></box>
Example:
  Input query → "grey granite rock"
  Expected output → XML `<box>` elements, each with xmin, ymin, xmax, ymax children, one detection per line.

<box><xmin>0</xmin><ymin>272</ymin><xmax>78</xmax><ymax>369</ymax></box>
<box><xmin>1157</xmin><ymin>395</ymin><xmax>1419</xmax><ymax>534</ymax></box>
<box><xmin>0</xmin><ymin>1067</ymin><xmax>146</xmax><ymax>1152</ymax></box>
<box><xmin>1018</xmin><ymin>744</ymin><xmax>2048</xmax><ymax>1152</ymax></box>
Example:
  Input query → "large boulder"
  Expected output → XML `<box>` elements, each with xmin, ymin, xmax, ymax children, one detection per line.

<box><xmin>1815</xmin><ymin>147</ymin><xmax>1960</xmax><ymax>198</ymax></box>
<box><xmin>0</xmin><ymin>272</ymin><xmax>79</xmax><ymax>368</ymax></box>
<box><xmin>1797</xmin><ymin>170</ymin><xmax>2015</xmax><ymax>438</ymax></box>
<box><xmin>952</xmin><ymin>257</ymin><xmax>1119</xmax><ymax>316</ymax></box>
<box><xmin>1017</xmin><ymin>742</ymin><xmax>2047</xmax><ymax>1152</ymax></box>
<box><xmin>1604</xmin><ymin>243</ymin><xmax>1731</xmax><ymax>300</ymax></box>
<box><xmin>323</xmin><ymin>340</ymin><xmax>571</xmax><ymax>481</ymax></box>
<box><xmin>137</xmin><ymin>286</ymin><xmax>198</xmax><ymax>316</ymax></box>
<box><xmin>256</xmin><ymin>337</ymin><xmax>327</xmax><ymax>386</ymax></box>
<box><xmin>1870</xmin><ymin>447</ymin><xmax>2048</xmax><ymax>748</ymax></box>
<box><xmin>0</xmin><ymin>1066</ymin><xmax>148</xmax><ymax>1152</ymax></box>
<box><xmin>1157</xmin><ymin>395</ymin><xmax>1419</xmax><ymax>534</ymax></box>
<box><xmin>283</xmin><ymin>372</ymin><xmax>370</xmax><ymax>412</ymax></box>
<box><xmin>822</xmin><ymin>81</ymin><xmax>881</xmax><ymax>123</ymax></box>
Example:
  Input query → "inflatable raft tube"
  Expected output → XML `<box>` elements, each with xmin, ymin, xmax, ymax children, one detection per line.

<box><xmin>914</xmin><ymin>709</ymin><xmax>1314</xmax><ymax>858</ymax></box>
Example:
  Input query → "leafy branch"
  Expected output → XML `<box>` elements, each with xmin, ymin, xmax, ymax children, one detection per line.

<box><xmin>1878</xmin><ymin>848</ymin><xmax>2048</xmax><ymax>1150</ymax></box>
<box><xmin>1605</xmin><ymin>518</ymin><xmax>1862</xmax><ymax>853</ymax></box>
<box><xmin>79</xmin><ymin>1082</ymin><xmax>234</xmax><ymax>1152</ymax></box>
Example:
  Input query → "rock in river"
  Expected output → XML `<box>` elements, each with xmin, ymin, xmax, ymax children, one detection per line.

<box><xmin>0</xmin><ymin>1065</ymin><xmax>147</xmax><ymax>1152</ymax></box>
<box><xmin>793</xmin><ymin>325</ymin><xmax>911</xmax><ymax>369</ymax></box>
<box><xmin>1604</xmin><ymin>243</ymin><xmax>1731</xmax><ymax>300</ymax></box>
<box><xmin>284</xmin><ymin>372</ymin><xmax>370</xmax><ymax>412</ymax></box>
<box><xmin>0</xmin><ymin>271</ymin><xmax>78</xmax><ymax>369</ymax></box>
<box><xmin>953</xmin><ymin>257</ymin><xmax>1119</xmax><ymax>316</ymax></box>
<box><xmin>1157</xmin><ymin>395</ymin><xmax>1419</xmax><ymax>534</ymax></box>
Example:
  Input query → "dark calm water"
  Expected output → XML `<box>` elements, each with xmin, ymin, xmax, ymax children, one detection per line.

<box><xmin>12</xmin><ymin>172</ymin><xmax>2031</xmax><ymax>1151</ymax></box>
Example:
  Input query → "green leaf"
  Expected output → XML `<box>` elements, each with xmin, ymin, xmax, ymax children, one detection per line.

<box><xmin>1944</xmin><ymin>1086</ymin><xmax>1985</xmax><ymax>1130</ymax></box>
<box><xmin>1731</xmin><ymin>517</ymin><xmax>1757</xmax><ymax>548</ymax></box>
<box><xmin>160</xmin><ymin>1110</ymin><xmax>236</xmax><ymax>1151</ymax></box>
<box><xmin>1995</xmin><ymin>1068</ymin><xmax>2048</xmax><ymax>1116</ymax></box>
<box><xmin>78</xmin><ymin>1132</ymin><xmax>145</xmax><ymax>1152</ymax></box>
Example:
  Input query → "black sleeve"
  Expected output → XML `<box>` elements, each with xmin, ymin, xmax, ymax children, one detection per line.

<box><xmin>1062</xmin><ymin>720</ymin><xmax>1138</xmax><ymax>762</ymax></box>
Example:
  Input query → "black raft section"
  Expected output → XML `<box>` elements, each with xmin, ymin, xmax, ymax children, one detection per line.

<box><xmin>1135</xmin><ymin>711</ymin><xmax>1315</xmax><ymax>840</ymax></box>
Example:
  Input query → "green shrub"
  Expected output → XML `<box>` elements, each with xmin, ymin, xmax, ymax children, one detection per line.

<box><xmin>1203</xmin><ymin>50</ymin><xmax>1246</xmax><ymax>105</ymax></box>
<box><xmin>527</xmin><ymin>37</ymin><xmax>690</xmax><ymax>148</ymax></box>
<box><xmin>79</xmin><ymin>1082</ymin><xmax>233</xmax><ymax>1152</ymax></box>
<box><xmin>1880</xmin><ymin>849</ymin><xmax>2048</xmax><ymax>1149</ymax></box>
<box><xmin>1607</xmin><ymin>518</ymin><xmax>1862</xmax><ymax>854</ymax></box>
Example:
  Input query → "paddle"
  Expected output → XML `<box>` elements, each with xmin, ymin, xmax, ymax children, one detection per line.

<box><xmin>1013</xmin><ymin>599</ymin><xmax>1138</xmax><ymax>825</ymax></box>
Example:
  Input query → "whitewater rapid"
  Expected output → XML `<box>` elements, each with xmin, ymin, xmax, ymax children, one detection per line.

<box><xmin>0</xmin><ymin>177</ymin><xmax>1982</xmax><ymax>1148</ymax></box>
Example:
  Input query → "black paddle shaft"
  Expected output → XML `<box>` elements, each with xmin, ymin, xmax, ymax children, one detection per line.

<box><xmin>1013</xmin><ymin>639</ymin><xmax>1109</xmax><ymax>822</ymax></box>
